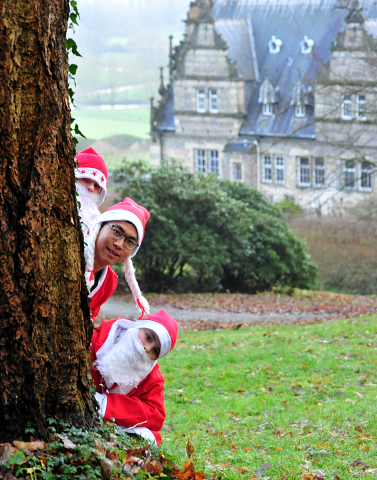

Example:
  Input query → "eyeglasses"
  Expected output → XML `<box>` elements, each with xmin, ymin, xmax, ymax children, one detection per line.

<box><xmin>107</xmin><ymin>223</ymin><xmax>138</xmax><ymax>251</ymax></box>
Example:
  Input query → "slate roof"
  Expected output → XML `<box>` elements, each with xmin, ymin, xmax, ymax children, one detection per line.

<box><xmin>215</xmin><ymin>19</ymin><xmax>257</xmax><ymax>80</ymax></box>
<box><xmin>153</xmin><ymin>0</ymin><xmax>377</xmax><ymax>139</ymax></box>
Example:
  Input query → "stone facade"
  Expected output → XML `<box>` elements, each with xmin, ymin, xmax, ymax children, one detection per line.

<box><xmin>150</xmin><ymin>0</ymin><xmax>377</xmax><ymax>214</ymax></box>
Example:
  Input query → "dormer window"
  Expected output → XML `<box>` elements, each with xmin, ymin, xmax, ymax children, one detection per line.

<box><xmin>268</xmin><ymin>35</ymin><xmax>282</xmax><ymax>54</ymax></box>
<box><xmin>259</xmin><ymin>78</ymin><xmax>277</xmax><ymax>116</ymax></box>
<box><xmin>295</xmin><ymin>103</ymin><xmax>306</xmax><ymax>117</ymax></box>
<box><xmin>301</xmin><ymin>35</ymin><xmax>314</xmax><ymax>54</ymax></box>
<box><xmin>263</xmin><ymin>103</ymin><xmax>273</xmax><ymax>116</ymax></box>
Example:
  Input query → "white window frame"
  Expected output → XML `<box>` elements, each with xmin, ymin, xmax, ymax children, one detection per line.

<box><xmin>341</xmin><ymin>95</ymin><xmax>352</xmax><ymax>120</ymax></box>
<box><xmin>344</xmin><ymin>160</ymin><xmax>355</xmax><ymax>190</ymax></box>
<box><xmin>275</xmin><ymin>155</ymin><xmax>284</xmax><ymax>184</ymax></box>
<box><xmin>208</xmin><ymin>150</ymin><xmax>219</xmax><ymax>175</ymax></box>
<box><xmin>262</xmin><ymin>155</ymin><xmax>272</xmax><ymax>183</ymax></box>
<box><xmin>301</xmin><ymin>35</ymin><xmax>314</xmax><ymax>54</ymax></box>
<box><xmin>268</xmin><ymin>35</ymin><xmax>282</xmax><ymax>54</ymax></box>
<box><xmin>232</xmin><ymin>162</ymin><xmax>243</xmax><ymax>182</ymax></box>
<box><xmin>197</xmin><ymin>89</ymin><xmax>206</xmax><ymax>113</ymax></box>
<box><xmin>359</xmin><ymin>161</ymin><xmax>372</xmax><ymax>191</ymax></box>
<box><xmin>295</xmin><ymin>103</ymin><xmax>306</xmax><ymax>118</ymax></box>
<box><xmin>313</xmin><ymin>157</ymin><xmax>325</xmax><ymax>188</ymax></box>
<box><xmin>209</xmin><ymin>89</ymin><xmax>218</xmax><ymax>113</ymax></box>
<box><xmin>298</xmin><ymin>157</ymin><xmax>310</xmax><ymax>187</ymax></box>
<box><xmin>356</xmin><ymin>95</ymin><xmax>366</xmax><ymax>121</ymax></box>
<box><xmin>195</xmin><ymin>149</ymin><xmax>206</xmax><ymax>173</ymax></box>
<box><xmin>263</xmin><ymin>103</ymin><xmax>272</xmax><ymax>116</ymax></box>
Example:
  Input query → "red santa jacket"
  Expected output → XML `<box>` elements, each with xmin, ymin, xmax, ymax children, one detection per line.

<box><xmin>90</xmin><ymin>318</ymin><xmax>166</xmax><ymax>445</ymax></box>
<box><xmin>89</xmin><ymin>266</ymin><xmax>118</xmax><ymax>320</ymax></box>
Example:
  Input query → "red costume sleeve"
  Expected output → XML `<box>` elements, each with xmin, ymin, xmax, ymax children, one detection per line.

<box><xmin>103</xmin><ymin>365</ymin><xmax>166</xmax><ymax>432</ymax></box>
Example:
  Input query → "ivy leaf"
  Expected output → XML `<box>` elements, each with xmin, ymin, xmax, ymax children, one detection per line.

<box><xmin>69</xmin><ymin>64</ymin><xmax>78</xmax><ymax>75</ymax></box>
<box><xmin>66</xmin><ymin>38</ymin><xmax>82</xmax><ymax>57</ymax></box>
<box><xmin>74</xmin><ymin>123</ymin><xmax>86</xmax><ymax>138</ymax></box>
<box><xmin>70</xmin><ymin>13</ymin><xmax>79</xmax><ymax>25</ymax></box>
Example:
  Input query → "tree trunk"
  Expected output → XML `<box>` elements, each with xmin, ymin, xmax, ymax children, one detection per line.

<box><xmin>0</xmin><ymin>0</ymin><xmax>96</xmax><ymax>441</ymax></box>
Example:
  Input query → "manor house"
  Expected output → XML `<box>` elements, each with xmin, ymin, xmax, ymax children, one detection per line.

<box><xmin>149</xmin><ymin>0</ymin><xmax>377</xmax><ymax>213</ymax></box>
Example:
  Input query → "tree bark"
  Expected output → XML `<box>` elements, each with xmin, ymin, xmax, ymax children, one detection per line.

<box><xmin>0</xmin><ymin>0</ymin><xmax>96</xmax><ymax>441</ymax></box>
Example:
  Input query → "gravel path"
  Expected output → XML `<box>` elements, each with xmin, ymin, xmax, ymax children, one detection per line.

<box><xmin>100</xmin><ymin>296</ymin><xmax>336</xmax><ymax>325</ymax></box>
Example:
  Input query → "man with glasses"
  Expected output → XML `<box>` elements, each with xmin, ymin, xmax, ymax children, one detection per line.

<box><xmin>84</xmin><ymin>197</ymin><xmax>150</xmax><ymax>321</ymax></box>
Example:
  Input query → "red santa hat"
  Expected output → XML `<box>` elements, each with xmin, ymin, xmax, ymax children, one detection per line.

<box><xmin>134</xmin><ymin>310</ymin><xmax>178</xmax><ymax>358</ymax></box>
<box><xmin>75</xmin><ymin>147</ymin><xmax>108</xmax><ymax>205</ymax></box>
<box><xmin>85</xmin><ymin>197</ymin><xmax>151</xmax><ymax>317</ymax></box>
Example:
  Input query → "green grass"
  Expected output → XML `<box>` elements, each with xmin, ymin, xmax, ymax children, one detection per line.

<box><xmin>159</xmin><ymin>315</ymin><xmax>377</xmax><ymax>479</ymax></box>
<box><xmin>71</xmin><ymin>106</ymin><xmax>150</xmax><ymax>140</ymax></box>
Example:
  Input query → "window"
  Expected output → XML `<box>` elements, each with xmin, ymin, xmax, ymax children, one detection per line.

<box><xmin>233</xmin><ymin>163</ymin><xmax>242</xmax><ymax>181</ymax></box>
<box><xmin>263</xmin><ymin>155</ymin><xmax>272</xmax><ymax>183</ymax></box>
<box><xmin>195</xmin><ymin>149</ymin><xmax>206</xmax><ymax>173</ymax></box>
<box><xmin>356</xmin><ymin>95</ymin><xmax>366</xmax><ymax>121</ymax></box>
<box><xmin>301</xmin><ymin>35</ymin><xmax>314</xmax><ymax>54</ymax></box>
<box><xmin>197</xmin><ymin>89</ymin><xmax>206</xmax><ymax>113</ymax></box>
<box><xmin>344</xmin><ymin>160</ymin><xmax>355</xmax><ymax>189</ymax></box>
<box><xmin>209</xmin><ymin>89</ymin><xmax>218</xmax><ymax>113</ymax></box>
<box><xmin>268</xmin><ymin>35</ymin><xmax>282</xmax><ymax>54</ymax></box>
<box><xmin>298</xmin><ymin>157</ymin><xmax>310</xmax><ymax>186</ymax></box>
<box><xmin>360</xmin><ymin>162</ymin><xmax>372</xmax><ymax>190</ymax></box>
<box><xmin>341</xmin><ymin>95</ymin><xmax>352</xmax><ymax>120</ymax></box>
<box><xmin>275</xmin><ymin>156</ymin><xmax>284</xmax><ymax>184</ymax></box>
<box><xmin>314</xmin><ymin>158</ymin><xmax>325</xmax><ymax>187</ymax></box>
<box><xmin>295</xmin><ymin>103</ymin><xmax>306</xmax><ymax>117</ymax></box>
<box><xmin>209</xmin><ymin>150</ymin><xmax>219</xmax><ymax>174</ymax></box>
<box><xmin>263</xmin><ymin>103</ymin><xmax>272</xmax><ymax>116</ymax></box>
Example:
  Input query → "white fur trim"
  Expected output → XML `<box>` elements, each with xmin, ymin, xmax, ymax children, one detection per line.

<box><xmin>94</xmin><ymin>392</ymin><xmax>107</xmax><ymax>417</ymax></box>
<box><xmin>93</xmin><ymin>210</ymin><xmax>143</xmax><ymax>257</ymax></box>
<box><xmin>75</xmin><ymin>168</ymin><xmax>107</xmax><ymax>205</ymax></box>
<box><xmin>134</xmin><ymin>320</ymin><xmax>171</xmax><ymax>358</ymax></box>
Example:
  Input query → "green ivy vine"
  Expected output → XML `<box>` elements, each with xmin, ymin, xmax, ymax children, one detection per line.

<box><xmin>67</xmin><ymin>0</ymin><xmax>85</xmax><ymax>151</ymax></box>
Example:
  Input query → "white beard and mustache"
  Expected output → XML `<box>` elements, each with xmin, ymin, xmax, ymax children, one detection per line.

<box><xmin>76</xmin><ymin>181</ymin><xmax>101</xmax><ymax>231</ymax></box>
<box><xmin>94</xmin><ymin>328</ymin><xmax>155</xmax><ymax>394</ymax></box>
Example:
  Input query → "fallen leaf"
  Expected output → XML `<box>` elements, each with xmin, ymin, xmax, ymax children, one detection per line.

<box><xmin>56</xmin><ymin>434</ymin><xmax>76</xmax><ymax>450</ymax></box>
<box><xmin>13</xmin><ymin>441</ymin><xmax>45</xmax><ymax>452</ymax></box>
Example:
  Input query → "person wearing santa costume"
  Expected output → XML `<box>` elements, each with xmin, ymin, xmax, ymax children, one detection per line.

<box><xmin>75</xmin><ymin>147</ymin><xmax>108</xmax><ymax>236</ymax></box>
<box><xmin>85</xmin><ymin>197</ymin><xmax>150</xmax><ymax>320</ymax></box>
<box><xmin>90</xmin><ymin>310</ymin><xmax>178</xmax><ymax>446</ymax></box>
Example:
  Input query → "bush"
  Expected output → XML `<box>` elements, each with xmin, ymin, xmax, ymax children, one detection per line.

<box><xmin>113</xmin><ymin>160</ymin><xmax>317</xmax><ymax>293</ymax></box>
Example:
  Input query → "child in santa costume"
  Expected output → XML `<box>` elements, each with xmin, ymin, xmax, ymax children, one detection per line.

<box><xmin>90</xmin><ymin>310</ymin><xmax>178</xmax><ymax>446</ymax></box>
<box><xmin>75</xmin><ymin>147</ymin><xmax>108</xmax><ymax>236</ymax></box>
<box><xmin>85</xmin><ymin>197</ymin><xmax>150</xmax><ymax>320</ymax></box>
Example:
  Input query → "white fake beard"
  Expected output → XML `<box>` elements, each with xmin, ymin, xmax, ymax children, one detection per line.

<box><xmin>94</xmin><ymin>328</ymin><xmax>154</xmax><ymax>394</ymax></box>
<box><xmin>76</xmin><ymin>181</ymin><xmax>101</xmax><ymax>230</ymax></box>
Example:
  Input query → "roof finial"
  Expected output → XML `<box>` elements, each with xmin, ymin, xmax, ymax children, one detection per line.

<box><xmin>158</xmin><ymin>67</ymin><xmax>167</xmax><ymax>96</ymax></box>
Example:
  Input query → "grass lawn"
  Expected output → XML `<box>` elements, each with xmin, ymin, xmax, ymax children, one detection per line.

<box><xmin>71</xmin><ymin>106</ymin><xmax>150</xmax><ymax>140</ymax></box>
<box><xmin>159</xmin><ymin>314</ymin><xmax>377</xmax><ymax>479</ymax></box>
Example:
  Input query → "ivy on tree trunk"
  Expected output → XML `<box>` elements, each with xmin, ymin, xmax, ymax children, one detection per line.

<box><xmin>0</xmin><ymin>0</ymin><xmax>96</xmax><ymax>441</ymax></box>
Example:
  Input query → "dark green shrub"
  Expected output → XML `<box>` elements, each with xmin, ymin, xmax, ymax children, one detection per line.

<box><xmin>113</xmin><ymin>160</ymin><xmax>317</xmax><ymax>293</ymax></box>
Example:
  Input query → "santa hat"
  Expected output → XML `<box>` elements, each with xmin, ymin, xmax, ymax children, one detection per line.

<box><xmin>75</xmin><ymin>147</ymin><xmax>108</xmax><ymax>206</ymax></box>
<box><xmin>134</xmin><ymin>310</ymin><xmax>178</xmax><ymax>358</ymax></box>
<box><xmin>85</xmin><ymin>197</ymin><xmax>151</xmax><ymax>317</ymax></box>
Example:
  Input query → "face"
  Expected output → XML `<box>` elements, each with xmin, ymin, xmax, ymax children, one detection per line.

<box><xmin>93</xmin><ymin>221</ymin><xmax>138</xmax><ymax>272</ymax></box>
<box><xmin>78</xmin><ymin>177</ymin><xmax>102</xmax><ymax>194</ymax></box>
<box><xmin>138</xmin><ymin>328</ymin><xmax>161</xmax><ymax>360</ymax></box>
